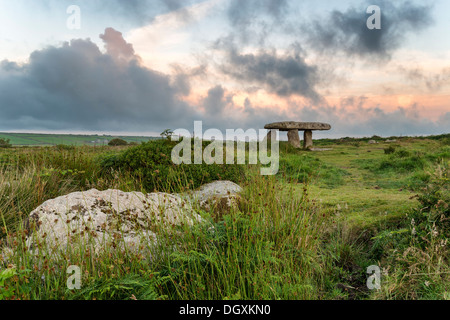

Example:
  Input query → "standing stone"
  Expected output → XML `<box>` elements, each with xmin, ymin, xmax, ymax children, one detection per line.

<box><xmin>287</xmin><ymin>130</ymin><xmax>301</xmax><ymax>148</ymax></box>
<box><xmin>303</xmin><ymin>130</ymin><xmax>313</xmax><ymax>149</ymax></box>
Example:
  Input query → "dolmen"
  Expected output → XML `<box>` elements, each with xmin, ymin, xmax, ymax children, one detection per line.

<box><xmin>264</xmin><ymin>121</ymin><xmax>331</xmax><ymax>149</ymax></box>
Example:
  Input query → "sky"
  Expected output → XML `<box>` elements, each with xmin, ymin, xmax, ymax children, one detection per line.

<box><xmin>0</xmin><ymin>0</ymin><xmax>449</xmax><ymax>138</ymax></box>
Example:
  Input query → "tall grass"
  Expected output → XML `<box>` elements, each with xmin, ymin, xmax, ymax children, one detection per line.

<box><xmin>0</xmin><ymin>144</ymin><xmax>333</xmax><ymax>300</ymax></box>
<box><xmin>0</xmin><ymin>146</ymin><xmax>143</xmax><ymax>238</ymax></box>
<box><xmin>151</xmin><ymin>171</ymin><xmax>329</xmax><ymax>300</ymax></box>
<box><xmin>369</xmin><ymin>162</ymin><xmax>450</xmax><ymax>299</ymax></box>
<box><xmin>1</xmin><ymin>161</ymin><xmax>330</xmax><ymax>300</ymax></box>
<box><xmin>1</xmin><ymin>139</ymin><xmax>448</xmax><ymax>300</ymax></box>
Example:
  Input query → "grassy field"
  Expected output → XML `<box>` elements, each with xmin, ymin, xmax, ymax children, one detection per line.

<box><xmin>0</xmin><ymin>132</ymin><xmax>158</xmax><ymax>146</ymax></box>
<box><xmin>0</xmin><ymin>134</ymin><xmax>448</xmax><ymax>300</ymax></box>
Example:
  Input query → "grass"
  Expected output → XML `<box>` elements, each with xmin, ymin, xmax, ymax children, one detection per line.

<box><xmin>0</xmin><ymin>132</ymin><xmax>158</xmax><ymax>147</ymax></box>
<box><xmin>0</xmin><ymin>134</ymin><xmax>449</xmax><ymax>300</ymax></box>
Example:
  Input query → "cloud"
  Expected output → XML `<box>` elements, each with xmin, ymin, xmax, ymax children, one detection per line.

<box><xmin>94</xmin><ymin>0</ymin><xmax>200</xmax><ymax>25</ymax></box>
<box><xmin>438</xmin><ymin>112</ymin><xmax>450</xmax><ymax>128</ymax></box>
<box><xmin>1</xmin><ymin>30</ymin><xmax>447</xmax><ymax>138</ymax></box>
<box><xmin>226</xmin><ymin>0</ymin><xmax>290</xmax><ymax>45</ymax></box>
<box><xmin>197</xmin><ymin>88</ymin><xmax>449</xmax><ymax>137</ymax></box>
<box><xmin>0</xmin><ymin>28</ymin><xmax>199</xmax><ymax>132</ymax></box>
<box><xmin>227</xmin><ymin>0</ymin><xmax>289</xmax><ymax>28</ymax></box>
<box><xmin>126</xmin><ymin>0</ymin><xmax>219</xmax><ymax>72</ymax></box>
<box><xmin>100</xmin><ymin>28</ymin><xmax>138</xmax><ymax>63</ymax></box>
<box><xmin>193</xmin><ymin>85</ymin><xmax>298</xmax><ymax>131</ymax></box>
<box><xmin>170</xmin><ymin>64</ymin><xmax>207</xmax><ymax>97</ymax></box>
<box><xmin>398</xmin><ymin>65</ymin><xmax>450</xmax><ymax>92</ymax></box>
<box><xmin>288</xmin><ymin>98</ymin><xmax>448</xmax><ymax>137</ymax></box>
<box><xmin>303</xmin><ymin>0</ymin><xmax>434</xmax><ymax>60</ymax></box>
<box><xmin>202</xmin><ymin>85</ymin><xmax>231</xmax><ymax>117</ymax></box>
<box><xmin>215</xmin><ymin>40</ymin><xmax>323</xmax><ymax>103</ymax></box>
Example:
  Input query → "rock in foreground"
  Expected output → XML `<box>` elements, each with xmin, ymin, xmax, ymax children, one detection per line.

<box><xmin>188</xmin><ymin>181</ymin><xmax>244</xmax><ymax>220</ymax></box>
<box><xmin>24</xmin><ymin>188</ymin><xmax>203</xmax><ymax>257</ymax></box>
<box><xmin>13</xmin><ymin>181</ymin><xmax>244</xmax><ymax>259</ymax></box>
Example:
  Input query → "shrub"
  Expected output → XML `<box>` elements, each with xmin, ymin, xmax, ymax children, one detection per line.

<box><xmin>0</xmin><ymin>138</ymin><xmax>12</xmax><ymax>148</ymax></box>
<box><xmin>441</xmin><ymin>137</ymin><xmax>450</xmax><ymax>146</ymax></box>
<box><xmin>108</xmin><ymin>138</ymin><xmax>128</xmax><ymax>146</ymax></box>
<box><xmin>378</xmin><ymin>155</ymin><xmax>425</xmax><ymax>172</ymax></box>
<box><xmin>160</xmin><ymin>129</ymin><xmax>174</xmax><ymax>140</ymax></box>
<box><xmin>370</xmin><ymin>163</ymin><xmax>450</xmax><ymax>299</ymax></box>
<box><xmin>55</xmin><ymin>144</ymin><xmax>75</xmax><ymax>151</ymax></box>
<box><xmin>384</xmin><ymin>146</ymin><xmax>396</xmax><ymax>154</ymax></box>
<box><xmin>101</xmin><ymin>139</ymin><xmax>246</xmax><ymax>193</ymax></box>
<box><xmin>412</xmin><ymin>163</ymin><xmax>449</xmax><ymax>235</ymax></box>
<box><xmin>395</xmin><ymin>149</ymin><xmax>411</xmax><ymax>158</ymax></box>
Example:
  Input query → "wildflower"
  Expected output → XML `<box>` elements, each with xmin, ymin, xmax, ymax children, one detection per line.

<box><xmin>431</xmin><ymin>225</ymin><xmax>439</xmax><ymax>238</ymax></box>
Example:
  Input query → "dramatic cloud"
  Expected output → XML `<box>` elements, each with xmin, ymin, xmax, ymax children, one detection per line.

<box><xmin>215</xmin><ymin>40</ymin><xmax>323</xmax><ymax>103</ymax></box>
<box><xmin>0</xmin><ymin>28</ymin><xmax>199</xmax><ymax>132</ymax></box>
<box><xmin>1</xmin><ymin>27</ymin><xmax>446</xmax><ymax>136</ymax></box>
<box><xmin>99</xmin><ymin>28</ymin><xmax>137</xmax><ymax>63</ymax></box>
<box><xmin>197</xmin><ymin>85</ymin><xmax>298</xmax><ymax>131</ymax></box>
<box><xmin>0</xmin><ymin>1</ymin><xmax>448</xmax><ymax>137</ymax></box>
<box><xmin>304</xmin><ymin>0</ymin><xmax>434</xmax><ymax>59</ymax></box>
<box><xmin>286</xmin><ymin>99</ymin><xmax>448</xmax><ymax>137</ymax></box>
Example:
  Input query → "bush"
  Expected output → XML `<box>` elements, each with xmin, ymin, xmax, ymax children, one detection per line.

<box><xmin>441</xmin><ymin>137</ymin><xmax>450</xmax><ymax>146</ymax></box>
<box><xmin>0</xmin><ymin>138</ymin><xmax>12</xmax><ymax>148</ymax></box>
<box><xmin>395</xmin><ymin>149</ymin><xmax>411</xmax><ymax>158</ymax></box>
<box><xmin>55</xmin><ymin>144</ymin><xmax>75</xmax><ymax>151</ymax></box>
<box><xmin>378</xmin><ymin>155</ymin><xmax>425</xmax><ymax>172</ymax></box>
<box><xmin>384</xmin><ymin>146</ymin><xmax>396</xmax><ymax>154</ymax></box>
<box><xmin>101</xmin><ymin>139</ymin><xmax>246</xmax><ymax>193</ymax></box>
<box><xmin>412</xmin><ymin>163</ymin><xmax>449</xmax><ymax>236</ymax></box>
<box><xmin>108</xmin><ymin>138</ymin><xmax>128</xmax><ymax>146</ymax></box>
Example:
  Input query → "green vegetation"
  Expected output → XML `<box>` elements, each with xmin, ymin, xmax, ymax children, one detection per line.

<box><xmin>101</xmin><ymin>139</ymin><xmax>246</xmax><ymax>193</ymax></box>
<box><xmin>0</xmin><ymin>132</ymin><xmax>158</xmax><ymax>147</ymax></box>
<box><xmin>278</xmin><ymin>152</ymin><xmax>349</xmax><ymax>188</ymax></box>
<box><xmin>0</xmin><ymin>134</ymin><xmax>448</xmax><ymax>300</ymax></box>
<box><xmin>0</xmin><ymin>139</ymin><xmax>11</xmax><ymax>149</ymax></box>
<box><xmin>108</xmin><ymin>138</ymin><xmax>129</xmax><ymax>146</ymax></box>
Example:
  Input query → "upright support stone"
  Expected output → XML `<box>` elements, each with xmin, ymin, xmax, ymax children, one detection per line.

<box><xmin>287</xmin><ymin>130</ymin><xmax>301</xmax><ymax>148</ymax></box>
<box><xmin>264</xmin><ymin>122</ymin><xmax>331</xmax><ymax>150</ymax></box>
<box><xmin>266</xmin><ymin>130</ymin><xmax>272</xmax><ymax>142</ymax></box>
<box><xmin>303</xmin><ymin>130</ymin><xmax>313</xmax><ymax>149</ymax></box>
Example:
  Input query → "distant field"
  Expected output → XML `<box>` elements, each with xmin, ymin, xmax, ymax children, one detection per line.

<box><xmin>0</xmin><ymin>132</ymin><xmax>159</xmax><ymax>146</ymax></box>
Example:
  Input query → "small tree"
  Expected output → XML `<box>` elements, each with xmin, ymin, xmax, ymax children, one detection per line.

<box><xmin>0</xmin><ymin>138</ymin><xmax>12</xmax><ymax>148</ymax></box>
<box><xmin>108</xmin><ymin>138</ymin><xmax>128</xmax><ymax>146</ymax></box>
<box><xmin>160</xmin><ymin>129</ymin><xmax>174</xmax><ymax>140</ymax></box>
